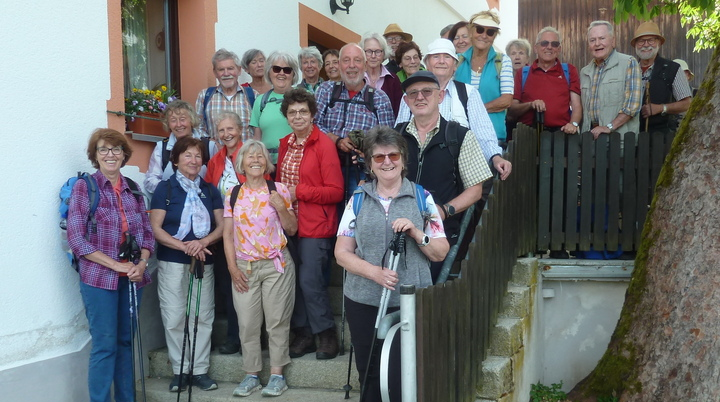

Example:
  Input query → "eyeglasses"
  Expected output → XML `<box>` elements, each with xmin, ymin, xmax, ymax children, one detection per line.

<box><xmin>365</xmin><ymin>49</ymin><xmax>384</xmax><ymax>57</ymax></box>
<box><xmin>371</xmin><ymin>152</ymin><xmax>401</xmax><ymax>163</ymax></box>
<box><xmin>474</xmin><ymin>25</ymin><xmax>497</xmax><ymax>37</ymax></box>
<box><xmin>97</xmin><ymin>146</ymin><xmax>123</xmax><ymax>155</ymax></box>
<box><xmin>271</xmin><ymin>65</ymin><xmax>293</xmax><ymax>74</ymax></box>
<box><xmin>287</xmin><ymin>109</ymin><xmax>311</xmax><ymax>117</ymax></box>
<box><xmin>406</xmin><ymin>87</ymin><xmax>438</xmax><ymax>100</ymax></box>
<box><xmin>636</xmin><ymin>38</ymin><xmax>657</xmax><ymax>46</ymax></box>
<box><xmin>454</xmin><ymin>34</ymin><xmax>470</xmax><ymax>41</ymax></box>
<box><xmin>386</xmin><ymin>35</ymin><xmax>403</xmax><ymax>43</ymax></box>
<box><xmin>538</xmin><ymin>40</ymin><xmax>561</xmax><ymax>48</ymax></box>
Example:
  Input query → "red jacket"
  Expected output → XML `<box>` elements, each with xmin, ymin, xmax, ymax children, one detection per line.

<box><xmin>205</xmin><ymin>144</ymin><xmax>244</xmax><ymax>187</ymax></box>
<box><xmin>277</xmin><ymin>125</ymin><xmax>344</xmax><ymax>238</ymax></box>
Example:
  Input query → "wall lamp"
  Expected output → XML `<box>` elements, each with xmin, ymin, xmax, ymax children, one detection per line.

<box><xmin>330</xmin><ymin>0</ymin><xmax>354</xmax><ymax>14</ymax></box>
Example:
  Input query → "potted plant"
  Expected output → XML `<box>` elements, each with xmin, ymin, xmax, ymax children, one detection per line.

<box><xmin>125</xmin><ymin>85</ymin><xmax>176</xmax><ymax>136</ymax></box>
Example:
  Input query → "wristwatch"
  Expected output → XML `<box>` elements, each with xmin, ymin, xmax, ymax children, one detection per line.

<box><xmin>418</xmin><ymin>234</ymin><xmax>430</xmax><ymax>247</ymax></box>
<box><xmin>606</xmin><ymin>123</ymin><xmax>614</xmax><ymax>130</ymax></box>
<box><xmin>571</xmin><ymin>122</ymin><xmax>579</xmax><ymax>127</ymax></box>
<box><xmin>661</xmin><ymin>104</ymin><xmax>668</xmax><ymax>116</ymax></box>
<box><xmin>444</xmin><ymin>204</ymin><xmax>455</xmax><ymax>217</ymax></box>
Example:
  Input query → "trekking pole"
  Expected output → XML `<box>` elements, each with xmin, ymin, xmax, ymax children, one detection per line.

<box><xmin>129</xmin><ymin>280</ymin><xmax>138</xmax><ymax>402</ymax></box>
<box><xmin>177</xmin><ymin>262</ymin><xmax>196</xmax><ymax>402</ymax></box>
<box><xmin>360</xmin><ymin>233</ymin><xmax>406</xmax><ymax>402</ymax></box>
<box><xmin>131</xmin><ymin>281</ymin><xmax>147</xmax><ymax>402</ymax></box>
<box><xmin>340</xmin><ymin>149</ymin><xmax>352</xmax><ymax>356</ymax></box>
<box><xmin>186</xmin><ymin>258</ymin><xmax>205</xmax><ymax>402</ymax></box>
<box><xmin>644</xmin><ymin>80</ymin><xmax>651</xmax><ymax>132</ymax></box>
<box><xmin>123</xmin><ymin>233</ymin><xmax>146</xmax><ymax>402</ymax></box>
<box><xmin>535</xmin><ymin>110</ymin><xmax>545</xmax><ymax>135</ymax></box>
<box><xmin>343</xmin><ymin>345</ymin><xmax>354</xmax><ymax>399</ymax></box>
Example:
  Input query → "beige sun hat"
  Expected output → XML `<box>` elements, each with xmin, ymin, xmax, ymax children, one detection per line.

<box><xmin>673</xmin><ymin>59</ymin><xmax>694</xmax><ymax>80</ymax></box>
<box><xmin>383</xmin><ymin>23</ymin><xmax>413</xmax><ymax>42</ymax></box>
<box><xmin>631</xmin><ymin>21</ymin><xmax>665</xmax><ymax>47</ymax></box>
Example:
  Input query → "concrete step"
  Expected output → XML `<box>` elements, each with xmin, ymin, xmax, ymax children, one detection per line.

<box><xmin>138</xmin><ymin>377</ymin><xmax>359</xmax><ymax>401</ymax></box>
<box><xmin>148</xmin><ymin>347</ymin><xmax>360</xmax><ymax>390</ymax></box>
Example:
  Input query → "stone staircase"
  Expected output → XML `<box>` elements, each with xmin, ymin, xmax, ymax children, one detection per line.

<box><xmin>141</xmin><ymin>263</ymin><xmax>361</xmax><ymax>401</ymax></box>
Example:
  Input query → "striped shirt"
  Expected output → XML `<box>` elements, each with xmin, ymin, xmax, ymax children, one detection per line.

<box><xmin>195</xmin><ymin>85</ymin><xmax>254</xmax><ymax>142</ymax></box>
<box><xmin>588</xmin><ymin>51</ymin><xmax>642</xmax><ymax>123</ymax></box>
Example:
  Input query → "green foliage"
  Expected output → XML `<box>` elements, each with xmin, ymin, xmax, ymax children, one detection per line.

<box><xmin>597</xmin><ymin>396</ymin><xmax>620</xmax><ymax>402</ymax></box>
<box><xmin>530</xmin><ymin>382</ymin><xmax>568</xmax><ymax>402</ymax></box>
<box><xmin>613</xmin><ymin>0</ymin><xmax>720</xmax><ymax>50</ymax></box>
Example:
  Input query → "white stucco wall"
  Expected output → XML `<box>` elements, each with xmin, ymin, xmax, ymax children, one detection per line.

<box><xmin>0</xmin><ymin>1</ymin><xmax>112</xmax><ymax>370</ymax></box>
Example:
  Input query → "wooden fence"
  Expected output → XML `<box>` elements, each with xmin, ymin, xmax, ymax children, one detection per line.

<box><xmin>537</xmin><ymin>130</ymin><xmax>675</xmax><ymax>253</ymax></box>
<box><xmin>415</xmin><ymin>124</ymin><xmax>538</xmax><ymax>402</ymax></box>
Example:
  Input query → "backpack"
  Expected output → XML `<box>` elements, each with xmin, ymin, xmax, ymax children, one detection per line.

<box><xmin>258</xmin><ymin>91</ymin><xmax>284</xmax><ymax>114</ymax></box>
<box><xmin>453</xmin><ymin>80</ymin><xmax>470</xmax><ymax>122</ymax></box>
<box><xmin>160</xmin><ymin>137</ymin><xmax>212</xmax><ymax>172</ymax></box>
<box><xmin>351</xmin><ymin>183</ymin><xmax>429</xmax><ymax>225</ymax></box>
<box><xmin>59</xmin><ymin>173</ymin><xmax>145</xmax><ymax>271</ymax></box>
<box><xmin>327</xmin><ymin>81</ymin><xmax>378</xmax><ymax>120</ymax></box>
<box><xmin>521</xmin><ymin>63</ymin><xmax>570</xmax><ymax>91</ymax></box>
<box><xmin>202</xmin><ymin>86</ymin><xmax>255</xmax><ymax>133</ymax></box>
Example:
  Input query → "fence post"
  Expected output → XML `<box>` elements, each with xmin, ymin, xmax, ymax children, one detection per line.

<box><xmin>400</xmin><ymin>285</ymin><xmax>417</xmax><ymax>402</ymax></box>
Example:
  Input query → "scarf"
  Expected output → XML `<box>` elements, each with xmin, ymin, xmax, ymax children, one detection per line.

<box><xmin>173</xmin><ymin>171</ymin><xmax>211</xmax><ymax>240</ymax></box>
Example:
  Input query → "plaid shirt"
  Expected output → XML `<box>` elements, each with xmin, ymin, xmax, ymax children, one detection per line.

<box><xmin>314</xmin><ymin>81</ymin><xmax>395</xmax><ymax>138</ymax></box>
<box><xmin>279</xmin><ymin>133</ymin><xmax>306</xmax><ymax>211</ymax></box>
<box><xmin>67</xmin><ymin>171</ymin><xmax>154</xmax><ymax>290</ymax></box>
<box><xmin>195</xmin><ymin>85</ymin><xmax>254</xmax><ymax>141</ymax></box>
<box><xmin>405</xmin><ymin>117</ymin><xmax>492</xmax><ymax>189</ymax></box>
<box><xmin>587</xmin><ymin>50</ymin><xmax>642</xmax><ymax>123</ymax></box>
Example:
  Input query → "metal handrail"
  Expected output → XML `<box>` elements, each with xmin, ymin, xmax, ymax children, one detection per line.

<box><xmin>435</xmin><ymin>202</ymin><xmax>476</xmax><ymax>284</ymax></box>
<box><xmin>107</xmin><ymin>110</ymin><xmax>163</xmax><ymax>121</ymax></box>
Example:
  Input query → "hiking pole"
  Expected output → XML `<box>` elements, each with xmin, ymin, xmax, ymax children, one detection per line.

<box><xmin>340</xmin><ymin>149</ymin><xmax>352</xmax><ymax>356</ymax></box>
<box><xmin>177</xmin><ymin>261</ymin><xmax>196</xmax><ymax>402</ymax></box>
<box><xmin>121</xmin><ymin>232</ymin><xmax>146</xmax><ymax>402</ymax></box>
<box><xmin>360</xmin><ymin>233</ymin><xmax>406</xmax><ymax>402</ymax></box>
<box><xmin>535</xmin><ymin>110</ymin><xmax>545</xmax><ymax>135</ymax></box>
<box><xmin>131</xmin><ymin>281</ymin><xmax>147</xmax><ymax>402</ymax></box>
<box><xmin>186</xmin><ymin>258</ymin><xmax>205</xmax><ymax>402</ymax></box>
<box><xmin>343</xmin><ymin>345</ymin><xmax>354</xmax><ymax>399</ymax></box>
<box><xmin>129</xmin><ymin>279</ymin><xmax>138</xmax><ymax>402</ymax></box>
<box><xmin>644</xmin><ymin>80</ymin><xmax>651</xmax><ymax>132</ymax></box>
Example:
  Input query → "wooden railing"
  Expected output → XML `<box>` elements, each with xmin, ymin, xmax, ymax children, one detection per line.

<box><xmin>415</xmin><ymin>124</ymin><xmax>538</xmax><ymax>402</ymax></box>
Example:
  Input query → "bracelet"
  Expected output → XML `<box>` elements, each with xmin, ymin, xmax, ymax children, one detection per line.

<box><xmin>439</xmin><ymin>203</ymin><xmax>448</xmax><ymax>219</ymax></box>
<box><xmin>139</xmin><ymin>258</ymin><xmax>148</xmax><ymax>263</ymax></box>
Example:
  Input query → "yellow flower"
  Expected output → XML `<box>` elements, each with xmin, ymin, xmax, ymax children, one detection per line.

<box><xmin>132</xmin><ymin>88</ymin><xmax>138</xmax><ymax>93</ymax></box>
<box><xmin>155</xmin><ymin>90</ymin><xmax>162</xmax><ymax>97</ymax></box>
<box><xmin>161</xmin><ymin>86</ymin><xmax>167</xmax><ymax>91</ymax></box>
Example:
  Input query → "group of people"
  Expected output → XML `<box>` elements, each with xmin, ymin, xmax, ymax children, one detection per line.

<box><xmin>67</xmin><ymin>11</ymin><xmax>696</xmax><ymax>402</ymax></box>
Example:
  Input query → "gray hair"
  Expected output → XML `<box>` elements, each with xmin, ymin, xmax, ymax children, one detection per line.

<box><xmin>536</xmin><ymin>27</ymin><xmax>560</xmax><ymax>44</ymax></box>
<box><xmin>234</xmin><ymin>139</ymin><xmax>276</xmax><ymax>175</ymax></box>
<box><xmin>588</xmin><ymin>20</ymin><xmax>614</xmax><ymax>37</ymax></box>
<box><xmin>265</xmin><ymin>51</ymin><xmax>301</xmax><ymax>86</ymax></box>
<box><xmin>240</xmin><ymin>49</ymin><xmax>264</xmax><ymax>70</ymax></box>
<box><xmin>163</xmin><ymin>100</ymin><xmax>199</xmax><ymax>131</ymax></box>
<box><xmin>339</xmin><ymin>43</ymin><xmax>367</xmax><ymax>64</ymax></box>
<box><xmin>505</xmin><ymin>38</ymin><xmax>531</xmax><ymax>55</ymax></box>
<box><xmin>359</xmin><ymin>32</ymin><xmax>391</xmax><ymax>62</ymax></box>
<box><xmin>298</xmin><ymin>46</ymin><xmax>323</xmax><ymax>68</ymax></box>
<box><xmin>440</xmin><ymin>23</ymin><xmax>455</xmax><ymax>38</ymax></box>
<box><xmin>212</xmin><ymin>48</ymin><xmax>241</xmax><ymax>69</ymax></box>
<box><xmin>214</xmin><ymin>110</ymin><xmax>242</xmax><ymax>130</ymax></box>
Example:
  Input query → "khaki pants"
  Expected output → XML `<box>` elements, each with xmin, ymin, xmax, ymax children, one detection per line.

<box><xmin>233</xmin><ymin>248</ymin><xmax>295</xmax><ymax>372</ymax></box>
<box><xmin>157</xmin><ymin>260</ymin><xmax>215</xmax><ymax>375</ymax></box>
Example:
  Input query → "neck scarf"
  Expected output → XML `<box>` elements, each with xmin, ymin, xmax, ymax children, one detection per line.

<box><xmin>174</xmin><ymin>171</ymin><xmax>211</xmax><ymax>240</ymax></box>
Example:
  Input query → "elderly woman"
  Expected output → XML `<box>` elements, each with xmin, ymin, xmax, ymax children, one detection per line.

<box><xmin>240</xmin><ymin>49</ymin><xmax>271</xmax><ymax>97</ymax></box>
<box><xmin>335</xmin><ymin>126</ymin><xmax>448</xmax><ymax>402</ymax></box>
<box><xmin>275</xmin><ymin>88</ymin><xmax>344</xmax><ymax>360</ymax></box>
<box><xmin>448</xmin><ymin>21</ymin><xmax>472</xmax><ymax>54</ymax></box>
<box><xmin>322</xmin><ymin>49</ymin><xmax>341</xmax><ymax>82</ymax></box>
<box><xmin>361</xmin><ymin>32</ymin><xmax>403</xmax><ymax>117</ymax></box>
<box><xmin>67</xmin><ymin>128</ymin><xmax>154</xmax><ymax>402</ymax></box>
<box><xmin>298</xmin><ymin>46</ymin><xmax>324</xmax><ymax>94</ymax></box>
<box><xmin>395</xmin><ymin>41</ymin><xmax>424</xmax><ymax>82</ymax></box>
<box><xmin>506</xmin><ymin>38</ymin><xmax>532</xmax><ymax>72</ymax></box>
<box><xmin>144</xmin><ymin>100</ymin><xmax>217</xmax><ymax>195</ymax></box>
<box><xmin>204</xmin><ymin>111</ymin><xmax>245</xmax><ymax>355</ymax></box>
<box><xmin>455</xmin><ymin>10</ymin><xmax>514</xmax><ymax>144</ymax></box>
<box><xmin>150</xmin><ymin>136</ymin><xmax>224</xmax><ymax>392</ymax></box>
<box><xmin>250</xmin><ymin>51</ymin><xmax>300</xmax><ymax>166</ymax></box>
<box><xmin>224</xmin><ymin>140</ymin><xmax>297</xmax><ymax>398</ymax></box>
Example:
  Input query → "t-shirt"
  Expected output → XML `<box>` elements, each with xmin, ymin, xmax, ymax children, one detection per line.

<box><xmin>249</xmin><ymin>91</ymin><xmax>292</xmax><ymax>164</ymax></box>
<box><xmin>151</xmin><ymin>176</ymin><xmax>223</xmax><ymax>264</ymax></box>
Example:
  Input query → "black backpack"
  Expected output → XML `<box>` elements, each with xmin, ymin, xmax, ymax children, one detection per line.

<box><xmin>160</xmin><ymin>137</ymin><xmax>212</xmax><ymax>171</ymax></box>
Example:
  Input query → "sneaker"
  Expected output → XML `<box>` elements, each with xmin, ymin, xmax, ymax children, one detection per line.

<box><xmin>233</xmin><ymin>375</ymin><xmax>262</xmax><ymax>397</ymax></box>
<box><xmin>169</xmin><ymin>374</ymin><xmax>188</xmax><ymax>392</ymax></box>
<box><xmin>261</xmin><ymin>374</ymin><xmax>288</xmax><ymax>397</ymax></box>
<box><xmin>191</xmin><ymin>373</ymin><xmax>218</xmax><ymax>391</ymax></box>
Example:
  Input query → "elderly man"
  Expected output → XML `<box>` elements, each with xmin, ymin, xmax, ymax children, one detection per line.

<box><xmin>395</xmin><ymin>71</ymin><xmax>492</xmax><ymax>282</ymax></box>
<box><xmin>510</xmin><ymin>26</ymin><xmax>582</xmax><ymax>134</ymax></box>
<box><xmin>298</xmin><ymin>46</ymin><xmax>324</xmax><ymax>94</ymax></box>
<box><xmin>631</xmin><ymin>21</ymin><xmax>692</xmax><ymax>134</ymax></box>
<box><xmin>195</xmin><ymin>49</ymin><xmax>254</xmax><ymax>142</ymax></box>
<box><xmin>580</xmin><ymin>21</ymin><xmax>642</xmax><ymax>138</ymax></box>
<box><xmin>383</xmin><ymin>23</ymin><xmax>413</xmax><ymax>74</ymax></box>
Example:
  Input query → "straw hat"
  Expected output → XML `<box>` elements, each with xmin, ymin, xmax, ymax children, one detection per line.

<box><xmin>383</xmin><ymin>23</ymin><xmax>413</xmax><ymax>42</ymax></box>
<box><xmin>631</xmin><ymin>21</ymin><xmax>665</xmax><ymax>47</ymax></box>
<box><xmin>673</xmin><ymin>59</ymin><xmax>694</xmax><ymax>80</ymax></box>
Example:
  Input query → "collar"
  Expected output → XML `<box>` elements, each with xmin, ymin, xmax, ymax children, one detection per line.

<box><xmin>532</xmin><ymin>58</ymin><xmax>560</xmax><ymax>72</ymax></box>
<box><xmin>593</xmin><ymin>49</ymin><xmax>616</xmax><ymax>66</ymax></box>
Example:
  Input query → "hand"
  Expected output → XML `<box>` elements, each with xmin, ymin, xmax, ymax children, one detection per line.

<box><xmin>590</xmin><ymin>125</ymin><xmax>610</xmax><ymax>139</ymax></box>
<box><xmin>229</xmin><ymin>266</ymin><xmax>249</xmax><ymax>293</ymax></box>
<box><xmin>560</xmin><ymin>123</ymin><xmax>579</xmax><ymax>135</ymax></box>
<box><xmin>391</xmin><ymin>218</ymin><xmax>419</xmax><ymax>238</ymax></box>
<box><xmin>337</xmin><ymin>137</ymin><xmax>355</xmax><ymax>153</ymax></box>
<box><xmin>529</xmin><ymin>99</ymin><xmax>546</xmax><ymax>112</ymax></box>
<box><xmin>641</xmin><ymin>104</ymin><xmax>656</xmax><ymax>119</ymax></box>
<box><xmin>113</xmin><ymin>261</ymin><xmax>135</xmax><ymax>274</ymax></box>
<box><xmin>374</xmin><ymin>267</ymin><xmax>399</xmax><ymax>291</ymax></box>
<box><xmin>127</xmin><ymin>261</ymin><xmax>146</xmax><ymax>282</ymax></box>
<box><xmin>493</xmin><ymin>156</ymin><xmax>512</xmax><ymax>180</ymax></box>
<box><xmin>288</xmin><ymin>186</ymin><xmax>297</xmax><ymax>202</ymax></box>
<box><xmin>269</xmin><ymin>190</ymin><xmax>286</xmax><ymax>212</ymax></box>
<box><xmin>183</xmin><ymin>239</ymin><xmax>210</xmax><ymax>258</ymax></box>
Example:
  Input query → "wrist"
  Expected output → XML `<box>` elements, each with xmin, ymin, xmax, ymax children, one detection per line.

<box><xmin>335</xmin><ymin>136</ymin><xmax>343</xmax><ymax>148</ymax></box>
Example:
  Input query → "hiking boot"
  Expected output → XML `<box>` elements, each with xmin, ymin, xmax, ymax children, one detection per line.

<box><xmin>261</xmin><ymin>374</ymin><xmax>288</xmax><ymax>397</ymax></box>
<box><xmin>191</xmin><ymin>373</ymin><xmax>218</xmax><ymax>391</ymax></box>
<box><xmin>289</xmin><ymin>328</ymin><xmax>316</xmax><ymax>358</ymax></box>
<box><xmin>219</xmin><ymin>339</ymin><xmax>241</xmax><ymax>354</ymax></box>
<box><xmin>316</xmin><ymin>327</ymin><xmax>339</xmax><ymax>360</ymax></box>
<box><xmin>233</xmin><ymin>374</ymin><xmax>262</xmax><ymax>397</ymax></box>
<box><xmin>169</xmin><ymin>374</ymin><xmax>189</xmax><ymax>392</ymax></box>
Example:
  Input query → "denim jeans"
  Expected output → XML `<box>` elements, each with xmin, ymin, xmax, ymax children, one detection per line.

<box><xmin>80</xmin><ymin>277</ymin><xmax>142</xmax><ymax>402</ymax></box>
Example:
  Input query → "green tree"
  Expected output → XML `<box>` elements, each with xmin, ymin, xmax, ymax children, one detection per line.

<box><xmin>614</xmin><ymin>0</ymin><xmax>720</xmax><ymax>50</ymax></box>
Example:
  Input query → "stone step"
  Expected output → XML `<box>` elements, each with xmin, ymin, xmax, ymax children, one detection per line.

<box><xmin>138</xmin><ymin>377</ymin><xmax>359</xmax><ymax>402</ymax></box>
<box><xmin>148</xmin><ymin>347</ymin><xmax>360</xmax><ymax>390</ymax></box>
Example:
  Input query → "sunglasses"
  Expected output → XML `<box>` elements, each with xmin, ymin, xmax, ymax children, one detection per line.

<box><xmin>474</xmin><ymin>25</ymin><xmax>497</xmax><ymax>37</ymax></box>
<box><xmin>371</xmin><ymin>152</ymin><xmax>401</xmax><ymax>163</ymax></box>
<box><xmin>271</xmin><ymin>65</ymin><xmax>293</xmax><ymax>74</ymax></box>
<box><xmin>406</xmin><ymin>87</ymin><xmax>438</xmax><ymax>100</ymax></box>
<box><xmin>538</xmin><ymin>40</ymin><xmax>561</xmax><ymax>48</ymax></box>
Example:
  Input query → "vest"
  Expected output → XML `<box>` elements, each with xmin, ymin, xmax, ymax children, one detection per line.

<box><xmin>642</xmin><ymin>56</ymin><xmax>680</xmax><ymax>130</ymax></box>
<box><xmin>580</xmin><ymin>50</ymin><xmax>640</xmax><ymax>134</ymax></box>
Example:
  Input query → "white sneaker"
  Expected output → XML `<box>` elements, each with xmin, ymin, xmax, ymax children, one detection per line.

<box><xmin>261</xmin><ymin>374</ymin><xmax>288</xmax><ymax>397</ymax></box>
<box><xmin>233</xmin><ymin>375</ymin><xmax>261</xmax><ymax>397</ymax></box>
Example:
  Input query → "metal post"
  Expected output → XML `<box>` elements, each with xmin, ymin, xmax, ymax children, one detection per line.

<box><xmin>399</xmin><ymin>285</ymin><xmax>416</xmax><ymax>402</ymax></box>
